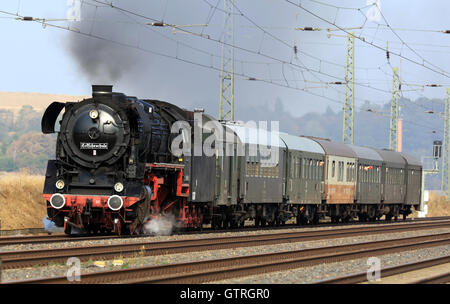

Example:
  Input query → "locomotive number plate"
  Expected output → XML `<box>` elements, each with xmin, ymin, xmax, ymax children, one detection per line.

<box><xmin>80</xmin><ymin>142</ymin><xmax>108</xmax><ymax>149</ymax></box>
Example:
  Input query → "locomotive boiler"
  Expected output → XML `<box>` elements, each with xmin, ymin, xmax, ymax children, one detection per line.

<box><xmin>41</xmin><ymin>85</ymin><xmax>195</xmax><ymax>234</ymax></box>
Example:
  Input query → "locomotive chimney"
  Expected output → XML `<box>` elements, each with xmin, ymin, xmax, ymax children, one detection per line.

<box><xmin>92</xmin><ymin>85</ymin><xmax>113</xmax><ymax>98</ymax></box>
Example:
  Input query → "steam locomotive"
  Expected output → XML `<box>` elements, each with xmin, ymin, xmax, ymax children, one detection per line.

<box><xmin>41</xmin><ymin>85</ymin><xmax>422</xmax><ymax>235</ymax></box>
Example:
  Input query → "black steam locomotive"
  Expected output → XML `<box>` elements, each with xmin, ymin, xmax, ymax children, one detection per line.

<box><xmin>42</xmin><ymin>85</ymin><xmax>423</xmax><ymax>235</ymax></box>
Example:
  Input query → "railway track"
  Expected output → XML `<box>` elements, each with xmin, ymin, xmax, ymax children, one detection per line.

<box><xmin>1</xmin><ymin>220</ymin><xmax>450</xmax><ymax>269</ymax></box>
<box><xmin>1</xmin><ymin>216</ymin><xmax>449</xmax><ymax>247</ymax></box>
<box><xmin>411</xmin><ymin>272</ymin><xmax>450</xmax><ymax>284</ymax></box>
<box><xmin>318</xmin><ymin>255</ymin><xmax>450</xmax><ymax>284</ymax></box>
<box><xmin>7</xmin><ymin>232</ymin><xmax>450</xmax><ymax>284</ymax></box>
<box><xmin>0</xmin><ymin>234</ymin><xmax>121</xmax><ymax>247</ymax></box>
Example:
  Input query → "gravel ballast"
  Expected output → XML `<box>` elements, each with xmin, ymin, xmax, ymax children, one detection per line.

<box><xmin>213</xmin><ymin>245</ymin><xmax>450</xmax><ymax>284</ymax></box>
<box><xmin>1</xmin><ymin>227</ymin><xmax>449</xmax><ymax>283</ymax></box>
<box><xmin>0</xmin><ymin>220</ymin><xmax>445</xmax><ymax>252</ymax></box>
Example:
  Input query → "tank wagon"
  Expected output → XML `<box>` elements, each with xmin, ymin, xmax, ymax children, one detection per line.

<box><xmin>41</xmin><ymin>86</ymin><xmax>422</xmax><ymax>234</ymax></box>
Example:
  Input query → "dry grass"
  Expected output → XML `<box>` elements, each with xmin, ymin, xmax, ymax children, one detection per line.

<box><xmin>0</xmin><ymin>172</ymin><xmax>46</xmax><ymax>230</ymax></box>
<box><xmin>423</xmin><ymin>192</ymin><xmax>450</xmax><ymax>217</ymax></box>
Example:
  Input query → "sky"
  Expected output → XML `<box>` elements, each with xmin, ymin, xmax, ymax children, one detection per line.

<box><xmin>1</xmin><ymin>0</ymin><xmax>450</xmax><ymax>119</ymax></box>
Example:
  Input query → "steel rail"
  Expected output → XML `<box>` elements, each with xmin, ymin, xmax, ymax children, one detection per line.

<box><xmin>1</xmin><ymin>216</ymin><xmax>449</xmax><ymax>247</ymax></box>
<box><xmin>7</xmin><ymin>233</ymin><xmax>450</xmax><ymax>284</ymax></box>
<box><xmin>1</xmin><ymin>221</ymin><xmax>450</xmax><ymax>269</ymax></box>
<box><xmin>411</xmin><ymin>272</ymin><xmax>450</xmax><ymax>284</ymax></box>
<box><xmin>0</xmin><ymin>216</ymin><xmax>450</xmax><ymax>248</ymax></box>
<box><xmin>2</xmin><ymin>220</ymin><xmax>450</xmax><ymax>269</ymax></box>
<box><xmin>317</xmin><ymin>255</ymin><xmax>450</xmax><ymax>284</ymax></box>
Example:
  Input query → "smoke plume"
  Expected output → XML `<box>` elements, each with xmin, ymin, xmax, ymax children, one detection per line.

<box><xmin>67</xmin><ymin>2</ymin><xmax>147</xmax><ymax>83</ymax></box>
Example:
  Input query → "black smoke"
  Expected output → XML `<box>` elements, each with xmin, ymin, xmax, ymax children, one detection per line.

<box><xmin>67</xmin><ymin>2</ymin><xmax>147</xmax><ymax>83</ymax></box>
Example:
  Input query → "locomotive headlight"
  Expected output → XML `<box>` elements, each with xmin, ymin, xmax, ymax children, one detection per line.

<box><xmin>55</xmin><ymin>179</ymin><xmax>65</xmax><ymax>190</ymax></box>
<box><xmin>50</xmin><ymin>193</ymin><xmax>66</xmax><ymax>209</ymax></box>
<box><xmin>114</xmin><ymin>182</ymin><xmax>124</xmax><ymax>193</ymax></box>
<box><xmin>108</xmin><ymin>195</ymin><xmax>123</xmax><ymax>211</ymax></box>
<box><xmin>89</xmin><ymin>109</ymin><xmax>99</xmax><ymax>119</ymax></box>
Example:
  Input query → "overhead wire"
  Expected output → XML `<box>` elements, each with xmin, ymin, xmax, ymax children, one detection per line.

<box><xmin>284</xmin><ymin>0</ymin><xmax>450</xmax><ymax>79</ymax></box>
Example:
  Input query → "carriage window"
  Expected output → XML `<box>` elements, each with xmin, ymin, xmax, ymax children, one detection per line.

<box><xmin>348</xmin><ymin>163</ymin><xmax>352</xmax><ymax>182</ymax></box>
<box><xmin>326</xmin><ymin>160</ymin><xmax>329</xmax><ymax>179</ymax></box>
<box><xmin>290</xmin><ymin>155</ymin><xmax>293</xmax><ymax>178</ymax></box>
<box><xmin>351</xmin><ymin>163</ymin><xmax>354</xmax><ymax>182</ymax></box>
<box><xmin>346</xmin><ymin>163</ymin><xmax>349</xmax><ymax>182</ymax></box>
<box><xmin>316</xmin><ymin>160</ymin><xmax>319</xmax><ymax>180</ymax></box>
<box><xmin>332</xmin><ymin>161</ymin><xmax>336</xmax><ymax>178</ymax></box>
<box><xmin>320</xmin><ymin>161</ymin><xmax>324</xmax><ymax>180</ymax></box>
<box><xmin>315</xmin><ymin>160</ymin><xmax>318</xmax><ymax>180</ymax></box>
<box><xmin>304</xmin><ymin>158</ymin><xmax>307</xmax><ymax>179</ymax></box>
<box><xmin>309</xmin><ymin>159</ymin><xmax>312</xmax><ymax>180</ymax></box>
<box><xmin>293</xmin><ymin>157</ymin><xmax>296</xmax><ymax>178</ymax></box>
<box><xmin>338</xmin><ymin>161</ymin><xmax>343</xmax><ymax>182</ymax></box>
<box><xmin>350</xmin><ymin>163</ymin><xmax>353</xmax><ymax>182</ymax></box>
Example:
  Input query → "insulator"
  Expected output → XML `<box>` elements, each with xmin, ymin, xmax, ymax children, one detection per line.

<box><xmin>303</xmin><ymin>27</ymin><xmax>314</xmax><ymax>31</ymax></box>
<box><xmin>22</xmin><ymin>16</ymin><xmax>33</xmax><ymax>21</ymax></box>
<box><xmin>293</xmin><ymin>45</ymin><xmax>298</xmax><ymax>55</ymax></box>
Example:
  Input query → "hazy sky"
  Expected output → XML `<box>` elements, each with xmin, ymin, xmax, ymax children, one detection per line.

<box><xmin>1</xmin><ymin>0</ymin><xmax>450</xmax><ymax>118</ymax></box>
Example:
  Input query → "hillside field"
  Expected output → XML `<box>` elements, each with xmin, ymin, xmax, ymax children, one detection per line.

<box><xmin>0</xmin><ymin>92</ymin><xmax>86</xmax><ymax>114</ymax></box>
